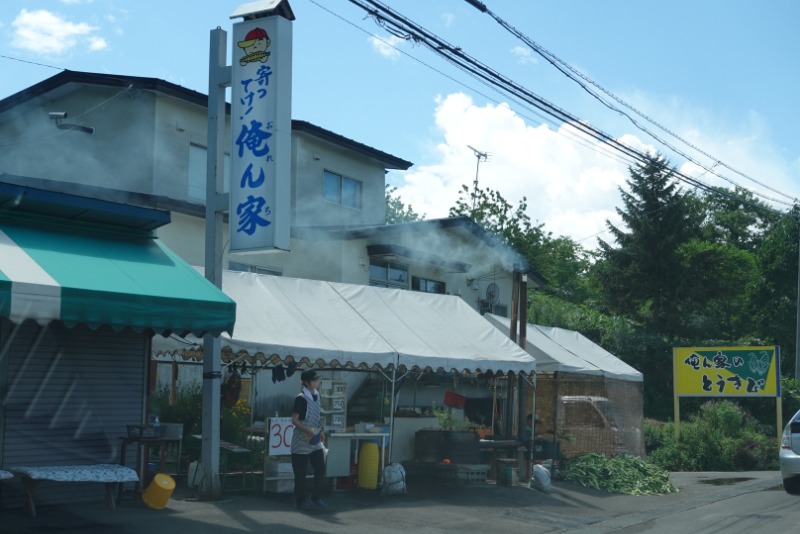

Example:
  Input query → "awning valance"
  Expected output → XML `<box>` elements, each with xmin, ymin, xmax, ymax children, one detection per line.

<box><xmin>0</xmin><ymin>215</ymin><xmax>236</xmax><ymax>337</ymax></box>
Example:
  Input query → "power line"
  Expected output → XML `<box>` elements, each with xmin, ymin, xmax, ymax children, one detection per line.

<box><xmin>0</xmin><ymin>53</ymin><xmax>62</xmax><ymax>71</ymax></box>
<box><xmin>343</xmin><ymin>0</ymin><xmax>790</xmax><ymax>221</ymax></box>
<box><xmin>0</xmin><ymin>85</ymin><xmax>133</xmax><ymax>147</ymax></box>
<box><xmin>465</xmin><ymin>0</ymin><xmax>797</xmax><ymax>207</ymax></box>
<box><xmin>306</xmin><ymin>0</ymin><xmax>641</xmax><ymax>173</ymax></box>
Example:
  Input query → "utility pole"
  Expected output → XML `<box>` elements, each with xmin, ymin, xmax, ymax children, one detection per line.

<box><xmin>795</xmin><ymin>222</ymin><xmax>800</xmax><ymax>381</ymax></box>
<box><xmin>467</xmin><ymin>145</ymin><xmax>489</xmax><ymax>215</ymax></box>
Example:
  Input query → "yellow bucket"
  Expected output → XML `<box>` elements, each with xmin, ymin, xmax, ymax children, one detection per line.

<box><xmin>357</xmin><ymin>442</ymin><xmax>379</xmax><ymax>489</ymax></box>
<box><xmin>142</xmin><ymin>473</ymin><xmax>176</xmax><ymax>509</ymax></box>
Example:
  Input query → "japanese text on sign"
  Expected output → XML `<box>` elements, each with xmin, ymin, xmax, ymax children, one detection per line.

<box><xmin>673</xmin><ymin>346</ymin><xmax>780</xmax><ymax>397</ymax></box>
<box><xmin>229</xmin><ymin>14</ymin><xmax>291</xmax><ymax>252</ymax></box>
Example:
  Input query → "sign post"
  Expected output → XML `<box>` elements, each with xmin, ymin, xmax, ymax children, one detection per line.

<box><xmin>201</xmin><ymin>0</ymin><xmax>294</xmax><ymax>500</ymax></box>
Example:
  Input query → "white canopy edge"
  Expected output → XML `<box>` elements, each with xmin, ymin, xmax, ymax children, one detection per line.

<box><xmin>152</xmin><ymin>270</ymin><xmax>535</xmax><ymax>375</ymax></box>
<box><xmin>484</xmin><ymin>314</ymin><xmax>641</xmax><ymax>382</ymax></box>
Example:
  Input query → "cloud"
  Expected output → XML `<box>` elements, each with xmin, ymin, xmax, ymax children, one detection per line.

<box><xmin>87</xmin><ymin>36</ymin><xmax>107</xmax><ymax>51</ymax></box>
<box><xmin>11</xmin><ymin>9</ymin><xmax>102</xmax><ymax>55</ymax></box>
<box><xmin>441</xmin><ymin>13</ymin><xmax>455</xmax><ymax>28</ymax></box>
<box><xmin>394</xmin><ymin>93</ymin><xmax>632</xmax><ymax>248</ymax></box>
<box><xmin>369</xmin><ymin>34</ymin><xmax>405</xmax><ymax>60</ymax></box>
<box><xmin>510</xmin><ymin>46</ymin><xmax>537</xmax><ymax>65</ymax></box>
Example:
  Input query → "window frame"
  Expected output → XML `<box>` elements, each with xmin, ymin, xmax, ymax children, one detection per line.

<box><xmin>323</xmin><ymin>169</ymin><xmax>362</xmax><ymax>209</ymax></box>
<box><xmin>411</xmin><ymin>275</ymin><xmax>446</xmax><ymax>294</ymax></box>
<box><xmin>369</xmin><ymin>258</ymin><xmax>408</xmax><ymax>289</ymax></box>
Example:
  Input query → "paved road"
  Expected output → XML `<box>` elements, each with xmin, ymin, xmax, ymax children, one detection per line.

<box><xmin>1</xmin><ymin>471</ymin><xmax>792</xmax><ymax>533</ymax></box>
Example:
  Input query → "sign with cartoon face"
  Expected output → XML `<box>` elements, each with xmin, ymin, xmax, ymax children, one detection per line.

<box><xmin>673</xmin><ymin>346</ymin><xmax>780</xmax><ymax>397</ymax></box>
<box><xmin>230</xmin><ymin>15</ymin><xmax>292</xmax><ymax>253</ymax></box>
<box><xmin>237</xmin><ymin>27</ymin><xmax>271</xmax><ymax>66</ymax></box>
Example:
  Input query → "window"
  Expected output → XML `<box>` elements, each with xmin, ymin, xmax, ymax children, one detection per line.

<box><xmin>228</xmin><ymin>261</ymin><xmax>282</xmax><ymax>276</ymax></box>
<box><xmin>369</xmin><ymin>259</ymin><xmax>408</xmax><ymax>289</ymax></box>
<box><xmin>323</xmin><ymin>170</ymin><xmax>362</xmax><ymax>209</ymax></box>
<box><xmin>412</xmin><ymin>276</ymin><xmax>445</xmax><ymax>294</ymax></box>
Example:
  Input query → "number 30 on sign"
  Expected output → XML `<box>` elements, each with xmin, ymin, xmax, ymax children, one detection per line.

<box><xmin>268</xmin><ymin>417</ymin><xmax>294</xmax><ymax>455</ymax></box>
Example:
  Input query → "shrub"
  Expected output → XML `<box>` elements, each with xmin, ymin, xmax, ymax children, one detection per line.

<box><xmin>149</xmin><ymin>384</ymin><xmax>252</xmax><ymax>455</ymax></box>
<box><xmin>646</xmin><ymin>400</ymin><xmax>778</xmax><ymax>471</ymax></box>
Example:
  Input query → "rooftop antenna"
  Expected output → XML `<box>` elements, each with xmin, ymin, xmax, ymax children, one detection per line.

<box><xmin>467</xmin><ymin>145</ymin><xmax>489</xmax><ymax>215</ymax></box>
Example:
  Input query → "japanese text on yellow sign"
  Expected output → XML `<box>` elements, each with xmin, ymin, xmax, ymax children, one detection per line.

<box><xmin>673</xmin><ymin>346</ymin><xmax>780</xmax><ymax>397</ymax></box>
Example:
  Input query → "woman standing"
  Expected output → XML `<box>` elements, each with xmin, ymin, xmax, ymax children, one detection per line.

<box><xmin>291</xmin><ymin>369</ymin><xmax>327</xmax><ymax>511</ymax></box>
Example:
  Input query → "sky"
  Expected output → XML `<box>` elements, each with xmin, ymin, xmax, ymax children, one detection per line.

<box><xmin>1</xmin><ymin>0</ymin><xmax>798</xmax><ymax>249</ymax></box>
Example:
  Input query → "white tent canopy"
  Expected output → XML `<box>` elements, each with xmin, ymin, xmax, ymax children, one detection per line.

<box><xmin>153</xmin><ymin>270</ymin><xmax>535</xmax><ymax>376</ymax></box>
<box><xmin>484</xmin><ymin>314</ymin><xmax>641</xmax><ymax>382</ymax></box>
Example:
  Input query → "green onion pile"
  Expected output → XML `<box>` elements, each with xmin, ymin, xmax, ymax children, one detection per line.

<box><xmin>562</xmin><ymin>454</ymin><xmax>678</xmax><ymax>495</ymax></box>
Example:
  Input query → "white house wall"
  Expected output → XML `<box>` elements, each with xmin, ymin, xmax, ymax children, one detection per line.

<box><xmin>0</xmin><ymin>86</ymin><xmax>157</xmax><ymax>192</ymax></box>
<box><xmin>292</xmin><ymin>132</ymin><xmax>386</xmax><ymax>227</ymax></box>
<box><xmin>154</xmin><ymin>211</ymin><xmax>517</xmax><ymax>317</ymax></box>
<box><xmin>152</xmin><ymin>94</ymin><xmax>225</xmax><ymax>202</ymax></box>
<box><xmin>1</xmin><ymin>80</ymin><xmax>521</xmax><ymax>318</ymax></box>
<box><xmin>155</xmin><ymin>212</ymin><xmax>207</xmax><ymax>267</ymax></box>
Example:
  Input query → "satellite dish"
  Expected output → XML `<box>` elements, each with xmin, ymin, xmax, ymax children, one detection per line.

<box><xmin>486</xmin><ymin>283</ymin><xmax>500</xmax><ymax>304</ymax></box>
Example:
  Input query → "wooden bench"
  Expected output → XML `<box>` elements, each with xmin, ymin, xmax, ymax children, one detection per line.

<box><xmin>9</xmin><ymin>464</ymin><xmax>139</xmax><ymax>516</ymax></box>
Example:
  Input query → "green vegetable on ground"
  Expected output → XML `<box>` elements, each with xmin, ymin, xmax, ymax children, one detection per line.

<box><xmin>562</xmin><ymin>454</ymin><xmax>678</xmax><ymax>495</ymax></box>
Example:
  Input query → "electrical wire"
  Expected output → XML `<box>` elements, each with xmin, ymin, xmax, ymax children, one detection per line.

<box><xmin>465</xmin><ymin>0</ymin><xmax>797</xmax><ymax>206</ymax></box>
<box><xmin>342</xmin><ymin>0</ymin><xmax>790</xmax><ymax>220</ymax></box>
<box><xmin>0</xmin><ymin>84</ymin><xmax>133</xmax><ymax>147</ymax></box>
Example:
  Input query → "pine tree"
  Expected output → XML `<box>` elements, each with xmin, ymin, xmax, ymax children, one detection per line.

<box><xmin>594</xmin><ymin>153</ymin><xmax>702</xmax><ymax>334</ymax></box>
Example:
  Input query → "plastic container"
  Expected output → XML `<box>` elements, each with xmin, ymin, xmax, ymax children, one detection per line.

<box><xmin>188</xmin><ymin>461</ymin><xmax>203</xmax><ymax>488</ymax></box>
<box><xmin>496</xmin><ymin>458</ymin><xmax>519</xmax><ymax>486</ymax></box>
<box><xmin>142</xmin><ymin>473</ymin><xmax>176</xmax><ymax>509</ymax></box>
<box><xmin>357</xmin><ymin>442</ymin><xmax>379</xmax><ymax>489</ymax></box>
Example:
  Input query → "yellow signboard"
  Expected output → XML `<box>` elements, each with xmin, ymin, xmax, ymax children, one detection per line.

<box><xmin>673</xmin><ymin>346</ymin><xmax>780</xmax><ymax>397</ymax></box>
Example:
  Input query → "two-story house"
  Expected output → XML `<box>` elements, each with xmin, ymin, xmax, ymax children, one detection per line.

<box><xmin>0</xmin><ymin>71</ymin><xmax>543</xmax><ymax>467</ymax></box>
<box><xmin>0</xmin><ymin>70</ymin><xmax>542</xmax><ymax>312</ymax></box>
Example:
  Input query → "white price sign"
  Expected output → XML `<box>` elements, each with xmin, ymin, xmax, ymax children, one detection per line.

<box><xmin>268</xmin><ymin>417</ymin><xmax>294</xmax><ymax>456</ymax></box>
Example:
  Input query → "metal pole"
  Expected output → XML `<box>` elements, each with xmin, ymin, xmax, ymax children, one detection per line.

<box><xmin>200</xmin><ymin>27</ymin><xmax>231</xmax><ymax>500</ymax></box>
<box><xmin>795</xmin><ymin>222</ymin><xmax>800</xmax><ymax>381</ymax></box>
<box><xmin>467</xmin><ymin>145</ymin><xmax>488</xmax><ymax>215</ymax></box>
<box><xmin>388</xmin><ymin>366</ymin><xmax>397</xmax><ymax>463</ymax></box>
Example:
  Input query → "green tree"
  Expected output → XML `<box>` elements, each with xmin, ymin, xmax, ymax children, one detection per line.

<box><xmin>699</xmin><ymin>186</ymin><xmax>779</xmax><ymax>252</ymax></box>
<box><xmin>749</xmin><ymin>207</ymin><xmax>800</xmax><ymax>376</ymax></box>
<box><xmin>449</xmin><ymin>183</ymin><xmax>593</xmax><ymax>299</ymax></box>
<box><xmin>674</xmin><ymin>239</ymin><xmax>758</xmax><ymax>339</ymax></box>
<box><xmin>385</xmin><ymin>185</ymin><xmax>423</xmax><ymax>224</ymax></box>
<box><xmin>594</xmin><ymin>153</ymin><xmax>703</xmax><ymax>335</ymax></box>
<box><xmin>448</xmin><ymin>183</ymin><xmax>539</xmax><ymax>244</ymax></box>
<box><xmin>534</xmin><ymin>236</ymin><xmax>594</xmax><ymax>304</ymax></box>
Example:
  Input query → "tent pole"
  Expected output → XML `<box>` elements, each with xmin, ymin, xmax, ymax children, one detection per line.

<box><xmin>529</xmin><ymin>372</ymin><xmax>536</xmax><ymax>478</ymax></box>
<box><xmin>552</xmin><ymin>372</ymin><xmax>560</xmax><ymax>466</ymax></box>
<box><xmin>388</xmin><ymin>366</ymin><xmax>397</xmax><ymax>463</ymax></box>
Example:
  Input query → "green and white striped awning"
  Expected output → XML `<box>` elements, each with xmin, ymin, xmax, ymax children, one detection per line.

<box><xmin>0</xmin><ymin>215</ymin><xmax>235</xmax><ymax>337</ymax></box>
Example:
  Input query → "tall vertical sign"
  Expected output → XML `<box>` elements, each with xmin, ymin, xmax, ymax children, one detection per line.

<box><xmin>230</xmin><ymin>12</ymin><xmax>292</xmax><ymax>252</ymax></box>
